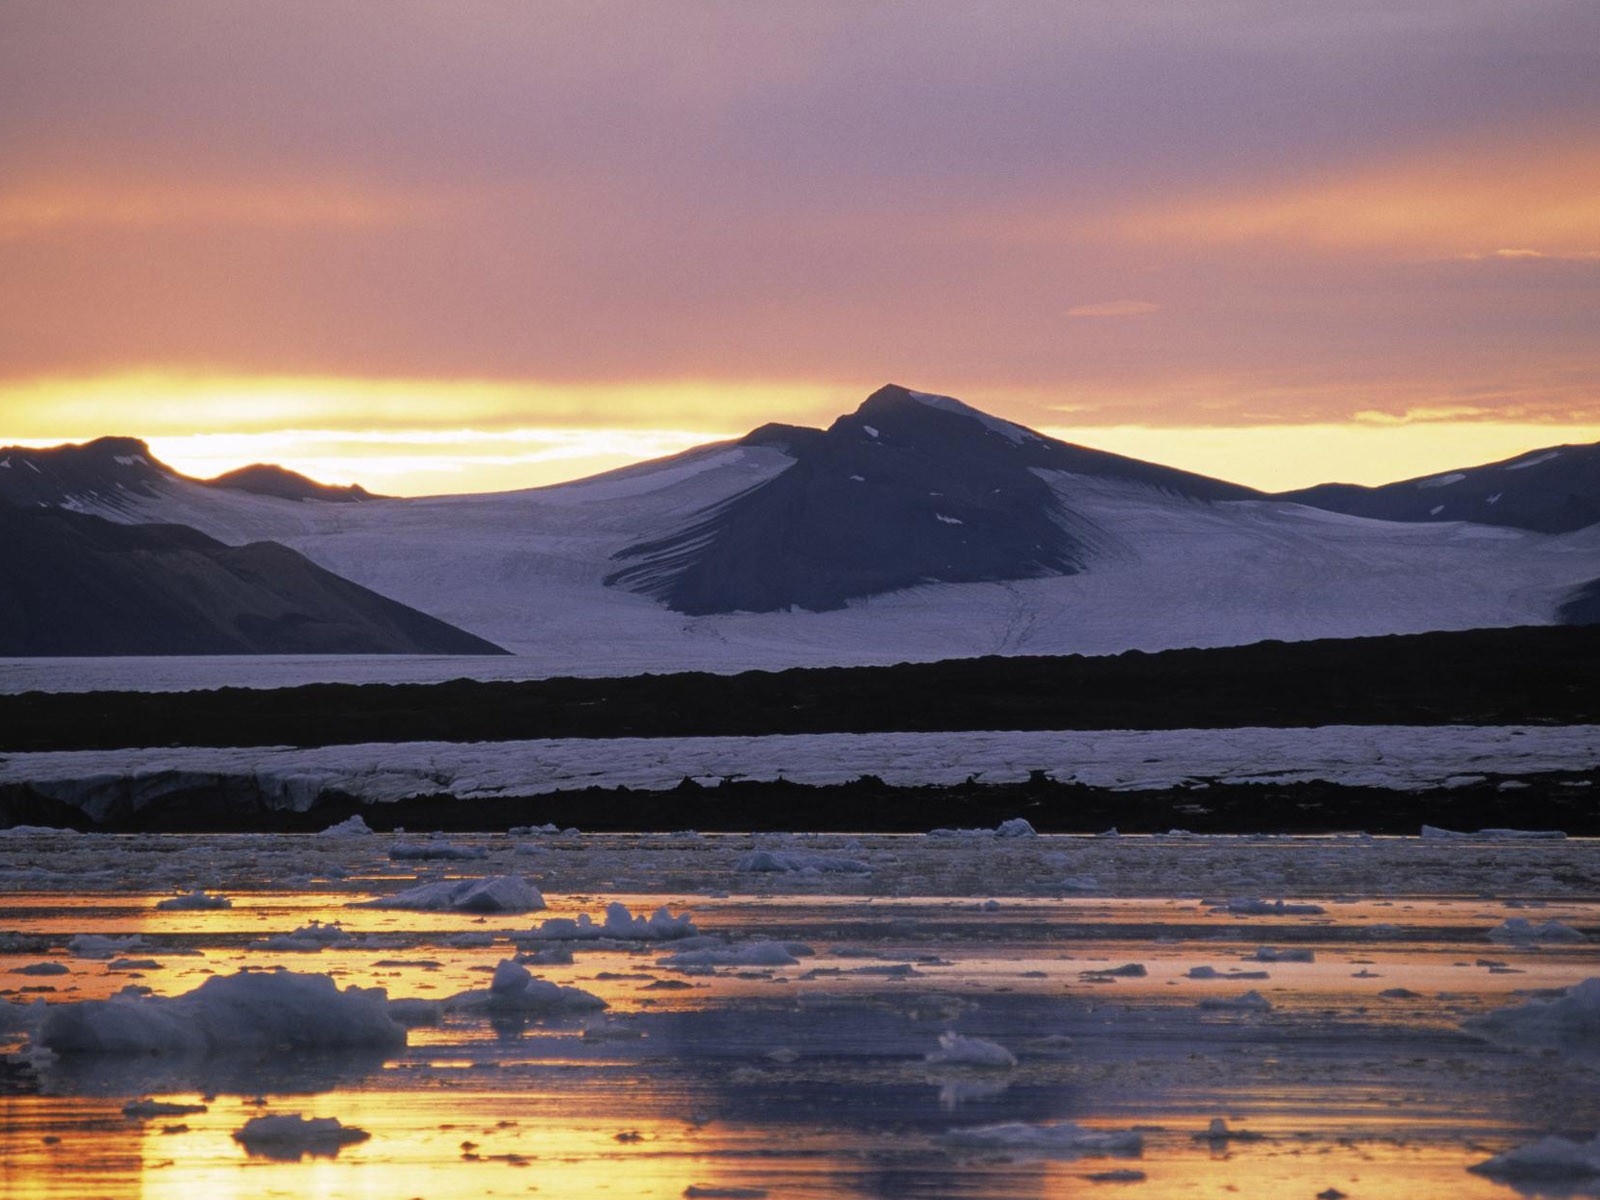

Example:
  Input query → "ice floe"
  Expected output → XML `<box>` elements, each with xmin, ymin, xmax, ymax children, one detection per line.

<box><xmin>1463</xmin><ymin>977</ymin><xmax>1600</xmax><ymax>1051</ymax></box>
<box><xmin>1489</xmin><ymin>919</ymin><xmax>1587</xmax><ymax>944</ymax></box>
<box><xmin>154</xmin><ymin>889</ymin><xmax>232</xmax><ymax>911</ymax></box>
<box><xmin>37</xmin><ymin>969</ymin><xmax>405</xmax><ymax>1055</ymax></box>
<box><xmin>233</xmin><ymin>1113</ymin><xmax>370</xmax><ymax>1159</ymax></box>
<box><xmin>1468</xmin><ymin>1133</ymin><xmax>1600</xmax><ymax>1184</ymax></box>
<box><xmin>356</xmin><ymin>874</ymin><xmax>544</xmax><ymax>913</ymax></box>
<box><xmin>659</xmin><ymin>941</ymin><xmax>802</xmax><ymax>969</ymax></box>
<box><xmin>734</xmin><ymin>850</ymin><xmax>870</xmax><ymax>874</ymax></box>
<box><xmin>512</xmin><ymin>902</ymin><xmax>696</xmax><ymax>941</ymax></box>
<box><xmin>444</xmin><ymin>959</ymin><xmax>606</xmax><ymax>1015</ymax></box>
<box><xmin>925</xmin><ymin>1031</ymin><xmax>1018</xmax><ymax>1069</ymax></box>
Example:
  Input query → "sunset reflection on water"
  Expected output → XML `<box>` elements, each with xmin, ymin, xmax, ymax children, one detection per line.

<box><xmin>1</xmin><ymin>833</ymin><xmax>1596</xmax><ymax>1198</ymax></box>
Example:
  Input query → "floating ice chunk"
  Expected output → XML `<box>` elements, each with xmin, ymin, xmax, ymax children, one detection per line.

<box><xmin>929</xmin><ymin>818</ymin><xmax>1038</xmax><ymax>839</ymax></box>
<box><xmin>734</xmin><ymin>850</ymin><xmax>869</xmax><ymax>873</ymax></box>
<box><xmin>67</xmin><ymin>934</ymin><xmax>141</xmax><ymax>960</ymax></box>
<box><xmin>358</xmin><ymin>875</ymin><xmax>544</xmax><ymax>914</ymax></box>
<box><xmin>13</xmin><ymin>962</ymin><xmax>69</xmax><ymax>976</ymax></box>
<box><xmin>1422</xmin><ymin>825</ymin><xmax>1566</xmax><ymax>840</ymax></box>
<box><xmin>1489</xmin><ymin>919</ymin><xmax>1586</xmax><ymax>944</ymax></box>
<box><xmin>1468</xmin><ymin>1132</ymin><xmax>1600</xmax><ymax>1182</ymax></box>
<box><xmin>387</xmin><ymin>998</ymin><xmax>444</xmax><ymax>1026</ymax></box>
<box><xmin>1197</xmin><ymin>1117</ymin><xmax>1265</xmax><ymax>1142</ymax></box>
<box><xmin>389</xmin><ymin>840</ymin><xmax>486</xmax><ymax>861</ymax></box>
<box><xmin>1245</xmin><ymin>947</ymin><xmax>1314</xmax><ymax>963</ymax></box>
<box><xmin>1198</xmin><ymin>990</ymin><xmax>1273</xmax><ymax>1012</ymax></box>
<box><xmin>944</xmin><ymin>1121</ymin><xmax>1143</xmax><ymax>1158</ymax></box>
<box><xmin>659</xmin><ymin>941</ymin><xmax>800</xmax><ymax>969</ymax></box>
<box><xmin>926</xmin><ymin>1031</ymin><xmax>1017</xmax><ymax>1069</ymax></box>
<box><xmin>514</xmin><ymin>902</ymin><xmax>696</xmax><ymax>942</ymax></box>
<box><xmin>520</xmin><ymin>945</ymin><xmax>574</xmax><ymax>965</ymax></box>
<box><xmin>233</xmin><ymin>1114</ymin><xmax>370</xmax><ymax>1159</ymax></box>
<box><xmin>258</xmin><ymin>920</ymin><xmax>353</xmax><ymax>951</ymax></box>
<box><xmin>1225</xmin><ymin>898</ymin><xmax>1326</xmax><ymax>916</ymax></box>
<box><xmin>1464</xmin><ymin>977</ymin><xmax>1600</xmax><ymax>1050</ymax></box>
<box><xmin>124</xmin><ymin>1098</ymin><xmax>207</xmax><ymax>1118</ymax></box>
<box><xmin>445</xmin><ymin>959</ymin><xmax>606</xmax><ymax>1015</ymax></box>
<box><xmin>683</xmin><ymin>1187</ymin><xmax>769</xmax><ymax>1198</ymax></box>
<box><xmin>154</xmin><ymin>890</ymin><xmax>232</xmax><ymax>911</ymax></box>
<box><xmin>0</xmin><ymin>825</ymin><xmax>79</xmax><ymax>836</ymax></box>
<box><xmin>1056</xmin><ymin>876</ymin><xmax>1101</xmax><ymax>893</ymax></box>
<box><xmin>38</xmin><ymin>969</ymin><xmax>405</xmax><ymax>1055</ymax></box>
<box><xmin>317</xmin><ymin>815</ymin><xmax>372</xmax><ymax>837</ymax></box>
<box><xmin>1081</xmin><ymin>963</ymin><xmax>1146</xmax><ymax>978</ymax></box>
<box><xmin>1188</xmin><ymin>966</ymin><xmax>1271</xmax><ymax>980</ymax></box>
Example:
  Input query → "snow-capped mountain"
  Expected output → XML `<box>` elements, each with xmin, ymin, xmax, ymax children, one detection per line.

<box><xmin>4</xmin><ymin>386</ymin><xmax>1598</xmax><ymax>670</ymax></box>
<box><xmin>1279</xmin><ymin>443</ymin><xmax>1600</xmax><ymax>534</ymax></box>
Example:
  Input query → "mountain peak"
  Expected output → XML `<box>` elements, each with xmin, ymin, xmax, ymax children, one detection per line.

<box><xmin>204</xmin><ymin>463</ymin><xmax>380</xmax><ymax>503</ymax></box>
<box><xmin>0</xmin><ymin>435</ymin><xmax>175</xmax><ymax>510</ymax></box>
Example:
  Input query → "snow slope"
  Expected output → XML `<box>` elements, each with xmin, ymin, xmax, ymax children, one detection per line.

<box><xmin>6</xmin><ymin>388</ymin><xmax>1598</xmax><ymax>680</ymax></box>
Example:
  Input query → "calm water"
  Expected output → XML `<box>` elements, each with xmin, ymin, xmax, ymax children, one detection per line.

<box><xmin>2</xmin><ymin>831</ymin><xmax>1597</xmax><ymax>1199</ymax></box>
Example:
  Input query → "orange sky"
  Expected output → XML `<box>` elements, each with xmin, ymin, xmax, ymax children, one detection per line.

<box><xmin>2</xmin><ymin>3</ymin><xmax>1597</xmax><ymax>493</ymax></box>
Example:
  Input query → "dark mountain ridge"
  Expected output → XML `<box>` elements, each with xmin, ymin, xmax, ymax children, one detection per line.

<box><xmin>0</xmin><ymin>503</ymin><xmax>507</xmax><ymax>656</ymax></box>
<box><xmin>606</xmin><ymin>384</ymin><xmax>1260</xmax><ymax>614</ymax></box>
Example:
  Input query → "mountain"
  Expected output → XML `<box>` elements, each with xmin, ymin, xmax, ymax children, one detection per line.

<box><xmin>205</xmin><ymin>463</ymin><xmax>380</xmax><ymax>503</ymax></box>
<box><xmin>1278</xmin><ymin>443</ymin><xmax>1600</xmax><ymax>534</ymax></box>
<box><xmin>607</xmin><ymin>384</ymin><xmax>1256</xmax><ymax>613</ymax></box>
<box><xmin>0</xmin><ymin>503</ymin><xmax>508</xmax><ymax>656</ymax></box>
<box><xmin>5</xmin><ymin>387</ymin><xmax>1598</xmax><ymax>671</ymax></box>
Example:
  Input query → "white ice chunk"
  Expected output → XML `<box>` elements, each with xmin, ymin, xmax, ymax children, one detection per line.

<box><xmin>926</xmin><ymin>1031</ymin><xmax>1018</xmax><ymax>1069</ymax></box>
<box><xmin>659</xmin><ymin>941</ymin><xmax>800</xmax><ymax>968</ymax></box>
<box><xmin>1469</xmin><ymin>1133</ymin><xmax>1600</xmax><ymax>1182</ymax></box>
<box><xmin>233</xmin><ymin>1114</ymin><xmax>370</xmax><ymax>1157</ymax></box>
<box><xmin>317</xmin><ymin>815</ymin><xmax>373</xmax><ymax>836</ymax></box>
<box><xmin>357</xmin><ymin>875</ymin><xmax>544</xmax><ymax>914</ymax></box>
<box><xmin>154</xmin><ymin>890</ymin><xmax>232</xmax><ymax>911</ymax></box>
<box><xmin>735</xmin><ymin>850</ymin><xmax>869</xmax><ymax>873</ymax></box>
<box><xmin>38</xmin><ymin>969</ymin><xmax>405</xmax><ymax>1055</ymax></box>
<box><xmin>1488</xmin><ymin>918</ymin><xmax>1586</xmax><ymax>944</ymax></box>
<box><xmin>1464</xmin><ymin>977</ymin><xmax>1600</xmax><ymax>1050</ymax></box>
<box><xmin>445</xmin><ymin>959</ymin><xmax>606</xmax><ymax>1015</ymax></box>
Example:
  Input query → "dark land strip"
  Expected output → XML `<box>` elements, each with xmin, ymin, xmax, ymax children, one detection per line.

<box><xmin>3</xmin><ymin>768</ymin><xmax>1597</xmax><ymax>835</ymax></box>
<box><xmin>4</xmin><ymin>624</ymin><xmax>1599</xmax><ymax>753</ymax></box>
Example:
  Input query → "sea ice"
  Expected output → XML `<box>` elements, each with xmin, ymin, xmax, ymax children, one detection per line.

<box><xmin>734</xmin><ymin>850</ymin><xmax>870</xmax><ymax>873</ymax></box>
<box><xmin>659</xmin><ymin>941</ymin><xmax>801</xmax><ymax>968</ymax></box>
<box><xmin>1198</xmin><ymin>990</ymin><xmax>1273</xmax><ymax>1012</ymax></box>
<box><xmin>1463</xmin><ymin>977</ymin><xmax>1600</xmax><ymax>1050</ymax></box>
<box><xmin>1489</xmin><ymin>919</ymin><xmax>1587</xmax><ymax>944</ymax></box>
<box><xmin>317</xmin><ymin>815</ymin><xmax>373</xmax><ymax>836</ymax></box>
<box><xmin>445</xmin><ymin>959</ymin><xmax>606</xmax><ymax>1015</ymax></box>
<box><xmin>154</xmin><ymin>889</ymin><xmax>232</xmax><ymax>911</ymax></box>
<box><xmin>925</xmin><ymin>1031</ymin><xmax>1018</xmax><ymax>1069</ymax></box>
<box><xmin>38</xmin><ymin>969</ymin><xmax>406</xmax><ymax>1055</ymax></box>
<box><xmin>512</xmin><ymin>902</ymin><xmax>696</xmax><ymax>941</ymax></box>
<box><xmin>1468</xmin><ymin>1133</ymin><xmax>1600</xmax><ymax>1182</ymax></box>
<box><xmin>233</xmin><ymin>1113</ymin><xmax>370</xmax><ymax>1159</ymax></box>
<box><xmin>389</xmin><ymin>839</ymin><xmax>487</xmax><ymax>861</ymax></box>
<box><xmin>1224</xmin><ymin>898</ymin><xmax>1326</xmax><ymax>916</ymax></box>
<box><xmin>357</xmin><ymin>874</ymin><xmax>545</xmax><ymax>914</ymax></box>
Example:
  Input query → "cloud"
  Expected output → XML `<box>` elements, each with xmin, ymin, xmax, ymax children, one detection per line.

<box><xmin>1066</xmin><ymin>300</ymin><xmax>1160</xmax><ymax>318</ymax></box>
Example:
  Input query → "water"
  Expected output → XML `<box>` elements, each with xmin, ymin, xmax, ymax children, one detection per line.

<box><xmin>2</xmin><ymin>831</ymin><xmax>1597</xmax><ymax>1198</ymax></box>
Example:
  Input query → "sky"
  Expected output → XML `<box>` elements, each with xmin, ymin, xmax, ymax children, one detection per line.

<box><xmin>2</xmin><ymin>1</ymin><xmax>1598</xmax><ymax>494</ymax></box>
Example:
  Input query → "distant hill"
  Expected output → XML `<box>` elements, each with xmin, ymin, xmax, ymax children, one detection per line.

<box><xmin>0</xmin><ymin>503</ymin><xmax>507</xmax><ymax>656</ymax></box>
<box><xmin>1277</xmin><ymin>443</ymin><xmax>1600</xmax><ymax>534</ymax></box>
<box><xmin>204</xmin><ymin>463</ymin><xmax>381</xmax><ymax>503</ymax></box>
